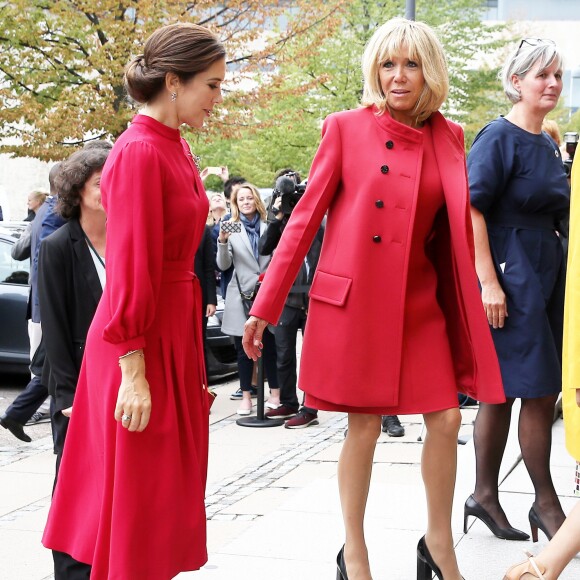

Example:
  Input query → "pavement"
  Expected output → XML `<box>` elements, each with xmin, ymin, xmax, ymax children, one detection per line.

<box><xmin>1</xmin><ymin>377</ymin><xmax>580</xmax><ymax>580</ymax></box>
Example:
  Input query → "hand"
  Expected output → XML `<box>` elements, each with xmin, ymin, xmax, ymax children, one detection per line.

<box><xmin>115</xmin><ymin>352</ymin><xmax>151</xmax><ymax>432</ymax></box>
<box><xmin>200</xmin><ymin>167</ymin><xmax>210</xmax><ymax>182</ymax></box>
<box><xmin>206</xmin><ymin>303</ymin><xmax>216</xmax><ymax>317</ymax></box>
<box><xmin>61</xmin><ymin>406</ymin><xmax>72</xmax><ymax>418</ymax></box>
<box><xmin>219</xmin><ymin>166</ymin><xmax>229</xmax><ymax>182</ymax></box>
<box><xmin>481</xmin><ymin>281</ymin><xmax>508</xmax><ymax>329</ymax></box>
<box><xmin>242</xmin><ymin>316</ymin><xmax>269</xmax><ymax>360</ymax></box>
<box><xmin>576</xmin><ymin>390</ymin><xmax>580</xmax><ymax>408</ymax></box>
<box><xmin>218</xmin><ymin>221</ymin><xmax>232</xmax><ymax>243</ymax></box>
<box><xmin>272</xmin><ymin>196</ymin><xmax>284</xmax><ymax>221</ymax></box>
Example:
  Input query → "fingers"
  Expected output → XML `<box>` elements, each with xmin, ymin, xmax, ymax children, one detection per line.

<box><xmin>116</xmin><ymin>390</ymin><xmax>152</xmax><ymax>432</ymax></box>
<box><xmin>242</xmin><ymin>317</ymin><xmax>266</xmax><ymax>360</ymax></box>
<box><xmin>485</xmin><ymin>303</ymin><xmax>508</xmax><ymax>329</ymax></box>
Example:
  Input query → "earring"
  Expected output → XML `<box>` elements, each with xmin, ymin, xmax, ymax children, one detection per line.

<box><xmin>170</xmin><ymin>92</ymin><xmax>177</xmax><ymax>102</ymax></box>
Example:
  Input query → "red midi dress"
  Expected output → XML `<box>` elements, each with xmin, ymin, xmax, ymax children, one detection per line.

<box><xmin>306</xmin><ymin>122</ymin><xmax>458</xmax><ymax>415</ymax></box>
<box><xmin>42</xmin><ymin>115</ymin><xmax>210</xmax><ymax>579</ymax></box>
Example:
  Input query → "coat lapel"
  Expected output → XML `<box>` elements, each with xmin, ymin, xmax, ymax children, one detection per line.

<box><xmin>429</xmin><ymin>112</ymin><xmax>468</xmax><ymax>241</ymax></box>
<box><xmin>69</xmin><ymin>219</ymin><xmax>103</xmax><ymax>305</ymax></box>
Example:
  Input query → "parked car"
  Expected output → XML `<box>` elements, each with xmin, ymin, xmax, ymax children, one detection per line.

<box><xmin>0</xmin><ymin>222</ymin><xmax>30</xmax><ymax>373</ymax></box>
<box><xmin>0</xmin><ymin>222</ymin><xmax>238</xmax><ymax>379</ymax></box>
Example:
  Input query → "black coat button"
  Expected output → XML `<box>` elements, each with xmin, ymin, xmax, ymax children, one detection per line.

<box><xmin>373</xmin><ymin>235</ymin><xmax>382</xmax><ymax>243</ymax></box>
<box><xmin>375</xmin><ymin>200</ymin><xmax>384</xmax><ymax>208</ymax></box>
<box><xmin>380</xmin><ymin>165</ymin><xmax>389</xmax><ymax>174</ymax></box>
<box><xmin>386</xmin><ymin>140</ymin><xmax>394</xmax><ymax>149</ymax></box>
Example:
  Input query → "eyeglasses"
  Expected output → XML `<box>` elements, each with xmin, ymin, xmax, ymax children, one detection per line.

<box><xmin>516</xmin><ymin>38</ymin><xmax>556</xmax><ymax>55</ymax></box>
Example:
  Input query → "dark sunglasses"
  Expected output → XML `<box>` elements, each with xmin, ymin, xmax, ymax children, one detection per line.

<box><xmin>516</xmin><ymin>38</ymin><xmax>556</xmax><ymax>55</ymax></box>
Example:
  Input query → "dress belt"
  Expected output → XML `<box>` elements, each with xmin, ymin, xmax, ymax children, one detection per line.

<box><xmin>160</xmin><ymin>261</ymin><xmax>208</xmax><ymax>402</ymax></box>
<box><xmin>487</xmin><ymin>213</ymin><xmax>557</xmax><ymax>231</ymax></box>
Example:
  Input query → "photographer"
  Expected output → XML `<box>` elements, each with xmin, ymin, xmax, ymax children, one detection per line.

<box><xmin>260</xmin><ymin>169</ymin><xmax>322</xmax><ymax>428</ymax></box>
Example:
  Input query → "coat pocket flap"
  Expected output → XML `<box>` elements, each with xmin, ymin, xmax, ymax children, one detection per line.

<box><xmin>309</xmin><ymin>270</ymin><xmax>352</xmax><ymax>306</ymax></box>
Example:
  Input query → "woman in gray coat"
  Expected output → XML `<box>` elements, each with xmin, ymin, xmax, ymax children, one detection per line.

<box><xmin>217</xmin><ymin>183</ymin><xmax>279</xmax><ymax>415</ymax></box>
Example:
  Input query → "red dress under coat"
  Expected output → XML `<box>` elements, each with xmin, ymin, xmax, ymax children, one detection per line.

<box><xmin>43</xmin><ymin>115</ymin><xmax>210</xmax><ymax>579</ymax></box>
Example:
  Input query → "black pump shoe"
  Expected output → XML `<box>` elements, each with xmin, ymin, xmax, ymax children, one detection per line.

<box><xmin>417</xmin><ymin>537</ymin><xmax>465</xmax><ymax>580</ymax></box>
<box><xmin>417</xmin><ymin>536</ymin><xmax>442</xmax><ymax>580</ymax></box>
<box><xmin>336</xmin><ymin>545</ymin><xmax>348</xmax><ymax>580</ymax></box>
<box><xmin>464</xmin><ymin>495</ymin><xmax>530</xmax><ymax>541</ymax></box>
<box><xmin>529</xmin><ymin>506</ymin><xmax>553</xmax><ymax>543</ymax></box>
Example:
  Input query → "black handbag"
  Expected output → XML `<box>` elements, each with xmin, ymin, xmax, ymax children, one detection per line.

<box><xmin>235</xmin><ymin>273</ymin><xmax>260</xmax><ymax>318</ymax></box>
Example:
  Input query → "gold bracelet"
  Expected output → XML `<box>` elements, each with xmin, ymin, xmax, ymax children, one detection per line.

<box><xmin>118</xmin><ymin>350</ymin><xmax>144</xmax><ymax>365</ymax></box>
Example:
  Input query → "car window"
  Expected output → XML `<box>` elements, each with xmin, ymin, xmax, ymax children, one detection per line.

<box><xmin>0</xmin><ymin>240</ymin><xmax>29</xmax><ymax>285</ymax></box>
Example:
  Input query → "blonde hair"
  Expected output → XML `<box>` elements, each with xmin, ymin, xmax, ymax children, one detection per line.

<box><xmin>542</xmin><ymin>119</ymin><xmax>562</xmax><ymax>145</ymax></box>
<box><xmin>361</xmin><ymin>17</ymin><xmax>448</xmax><ymax>125</ymax></box>
<box><xmin>230</xmin><ymin>183</ymin><xmax>267</xmax><ymax>222</ymax></box>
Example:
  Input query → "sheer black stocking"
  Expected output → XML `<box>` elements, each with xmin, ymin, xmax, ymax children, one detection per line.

<box><xmin>519</xmin><ymin>395</ymin><xmax>565</xmax><ymax>537</ymax></box>
<box><xmin>472</xmin><ymin>399</ymin><xmax>516</xmax><ymax>529</ymax></box>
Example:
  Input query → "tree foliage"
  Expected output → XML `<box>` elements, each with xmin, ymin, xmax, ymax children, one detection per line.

<box><xmin>0</xmin><ymin>0</ymin><xmax>341</xmax><ymax>160</ymax></box>
<box><xmin>192</xmin><ymin>0</ymin><xmax>512</xmax><ymax>185</ymax></box>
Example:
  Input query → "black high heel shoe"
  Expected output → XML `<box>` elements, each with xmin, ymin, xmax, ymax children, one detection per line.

<box><xmin>417</xmin><ymin>536</ymin><xmax>442</xmax><ymax>580</ymax></box>
<box><xmin>529</xmin><ymin>506</ymin><xmax>553</xmax><ymax>543</ymax></box>
<box><xmin>417</xmin><ymin>536</ymin><xmax>465</xmax><ymax>580</ymax></box>
<box><xmin>336</xmin><ymin>545</ymin><xmax>348</xmax><ymax>580</ymax></box>
<box><xmin>464</xmin><ymin>495</ymin><xmax>530</xmax><ymax>541</ymax></box>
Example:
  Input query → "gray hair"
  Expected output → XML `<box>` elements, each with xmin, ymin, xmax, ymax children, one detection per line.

<box><xmin>501</xmin><ymin>39</ymin><xmax>563</xmax><ymax>104</ymax></box>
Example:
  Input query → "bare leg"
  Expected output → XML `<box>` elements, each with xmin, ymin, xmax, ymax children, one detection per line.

<box><xmin>472</xmin><ymin>399</ymin><xmax>517</xmax><ymax>527</ymax></box>
<box><xmin>519</xmin><ymin>395</ymin><xmax>565</xmax><ymax>537</ymax></box>
<box><xmin>338</xmin><ymin>413</ymin><xmax>381</xmax><ymax>580</ymax></box>
<box><xmin>422</xmin><ymin>407</ymin><xmax>463</xmax><ymax>580</ymax></box>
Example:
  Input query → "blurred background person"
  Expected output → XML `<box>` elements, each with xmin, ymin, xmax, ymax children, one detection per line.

<box><xmin>259</xmin><ymin>168</ymin><xmax>321</xmax><ymax>428</ymax></box>
<box><xmin>37</xmin><ymin>143</ymin><xmax>110</xmax><ymax>578</ymax></box>
<box><xmin>217</xmin><ymin>182</ymin><xmax>279</xmax><ymax>416</ymax></box>
<box><xmin>24</xmin><ymin>190</ymin><xmax>48</xmax><ymax>221</ymax></box>
<box><xmin>466</xmin><ymin>38</ymin><xmax>569</xmax><ymax>543</ymax></box>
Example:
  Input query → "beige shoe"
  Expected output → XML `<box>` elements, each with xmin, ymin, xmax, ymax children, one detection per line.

<box><xmin>504</xmin><ymin>551</ymin><xmax>546</xmax><ymax>580</ymax></box>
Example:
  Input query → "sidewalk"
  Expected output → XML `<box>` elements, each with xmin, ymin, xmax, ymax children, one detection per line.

<box><xmin>1</xmin><ymin>379</ymin><xmax>579</xmax><ymax>579</ymax></box>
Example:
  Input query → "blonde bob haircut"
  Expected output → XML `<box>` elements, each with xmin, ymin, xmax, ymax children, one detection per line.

<box><xmin>230</xmin><ymin>182</ymin><xmax>267</xmax><ymax>222</ymax></box>
<box><xmin>361</xmin><ymin>18</ymin><xmax>449</xmax><ymax>125</ymax></box>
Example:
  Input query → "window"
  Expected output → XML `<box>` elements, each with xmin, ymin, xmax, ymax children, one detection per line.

<box><xmin>0</xmin><ymin>240</ymin><xmax>29</xmax><ymax>285</ymax></box>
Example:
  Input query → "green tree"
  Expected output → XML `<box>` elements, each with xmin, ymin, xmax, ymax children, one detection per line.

<box><xmin>199</xmin><ymin>0</ymin><xmax>512</xmax><ymax>185</ymax></box>
<box><xmin>0</xmin><ymin>0</ymin><xmax>339</xmax><ymax>160</ymax></box>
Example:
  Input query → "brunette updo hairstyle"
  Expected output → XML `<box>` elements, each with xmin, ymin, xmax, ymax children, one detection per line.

<box><xmin>125</xmin><ymin>23</ymin><xmax>226</xmax><ymax>104</ymax></box>
<box><xmin>55</xmin><ymin>143</ymin><xmax>112</xmax><ymax>220</ymax></box>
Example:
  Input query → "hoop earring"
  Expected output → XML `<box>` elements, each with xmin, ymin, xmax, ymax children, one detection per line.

<box><xmin>170</xmin><ymin>92</ymin><xmax>177</xmax><ymax>102</ymax></box>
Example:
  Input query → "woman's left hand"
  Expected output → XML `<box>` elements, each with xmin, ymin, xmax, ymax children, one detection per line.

<box><xmin>242</xmin><ymin>316</ymin><xmax>269</xmax><ymax>360</ymax></box>
<box><xmin>115</xmin><ymin>351</ymin><xmax>152</xmax><ymax>432</ymax></box>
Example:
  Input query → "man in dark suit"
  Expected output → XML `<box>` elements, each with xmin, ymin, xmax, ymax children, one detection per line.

<box><xmin>0</xmin><ymin>163</ymin><xmax>64</xmax><ymax>442</ymax></box>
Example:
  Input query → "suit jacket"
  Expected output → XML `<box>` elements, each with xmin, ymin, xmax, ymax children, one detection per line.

<box><xmin>217</xmin><ymin>221</ymin><xmax>270</xmax><ymax>336</ymax></box>
<box><xmin>194</xmin><ymin>225</ymin><xmax>218</xmax><ymax>310</ymax></box>
<box><xmin>38</xmin><ymin>218</ymin><xmax>103</xmax><ymax>413</ymax></box>
<box><xmin>250</xmin><ymin>106</ymin><xmax>505</xmax><ymax>408</ymax></box>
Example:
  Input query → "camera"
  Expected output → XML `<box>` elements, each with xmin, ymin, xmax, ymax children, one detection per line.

<box><xmin>563</xmin><ymin>131</ymin><xmax>578</xmax><ymax>177</ymax></box>
<box><xmin>273</xmin><ymin>174</ymin><xmax>307</xmax><ymax>216</ymax></box>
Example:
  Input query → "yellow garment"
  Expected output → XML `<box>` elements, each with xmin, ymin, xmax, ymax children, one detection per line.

<box><xmin>564</xmin><ymin>157</ymin><xmax>580</xmax><ymax>462</ymax></box>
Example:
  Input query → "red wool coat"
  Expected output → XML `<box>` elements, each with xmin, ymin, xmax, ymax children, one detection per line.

<box><xmin>251</xmin><ymin>106</ymin><xmax>505</xmax><ymax>409</ymax></box>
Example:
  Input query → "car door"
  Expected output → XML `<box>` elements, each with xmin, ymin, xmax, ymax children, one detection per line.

<box><xmin>0</xmin><ymin>237</ymin><xmax>30</xmax><ymax>370</ymax></box>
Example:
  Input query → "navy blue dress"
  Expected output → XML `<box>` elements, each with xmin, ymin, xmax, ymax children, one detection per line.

<box><xmin>468</xmin><ymin>117</ymin><xmax>569</xmax><ymax>398</ymax></box>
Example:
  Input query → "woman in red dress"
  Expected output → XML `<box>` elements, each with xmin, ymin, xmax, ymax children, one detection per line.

<box><xmin>243</xmin><ymin>18</ymin><xmax>505</xmax><ymax>580</ymax></box>
<box><xmin>42</xmin><ymin>23</ymin><xmax>225</xmax><ymax>579</ymax></box>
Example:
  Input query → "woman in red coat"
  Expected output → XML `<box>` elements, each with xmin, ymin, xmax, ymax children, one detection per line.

<box><xmin>42</xmin><ymin>24</ymin><xmax>225</xmax><ymax>579</ymax></box>
<box><xmin>244</xmin><ymin>18</ymin><xmax>504</xmax><ymax>580</ymax></box>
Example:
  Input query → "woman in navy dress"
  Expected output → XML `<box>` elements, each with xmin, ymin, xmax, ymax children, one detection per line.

<box><xmin>465</xmin><ymin>38</ymin><xmax>570</xmax><ymax>543</ymax></box>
